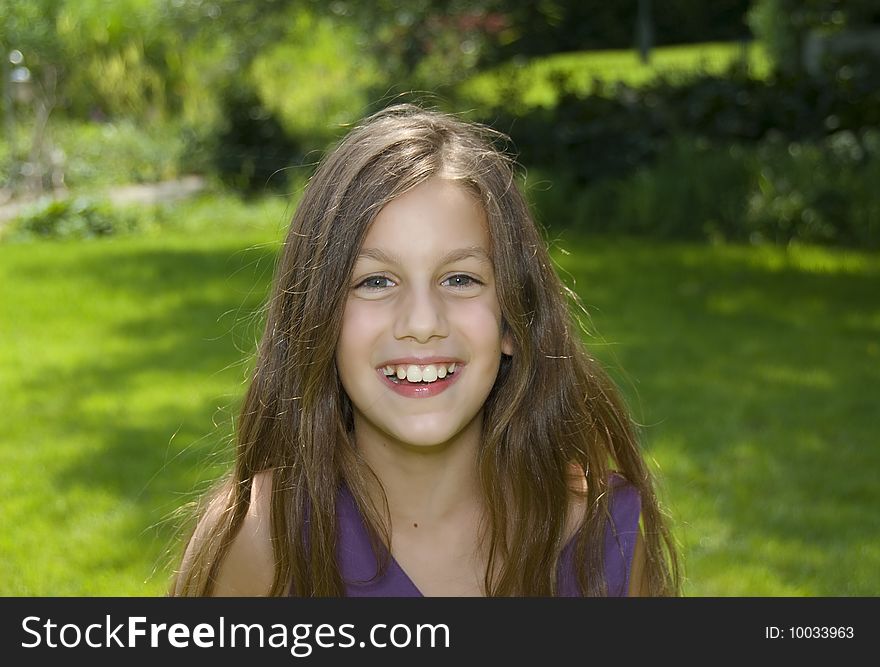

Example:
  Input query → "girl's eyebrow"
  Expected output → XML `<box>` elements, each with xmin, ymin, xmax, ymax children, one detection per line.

<box><xmin>356</xmin><ymin>246</ymin><xmax>492</xmax><ymax>267</ymax></box>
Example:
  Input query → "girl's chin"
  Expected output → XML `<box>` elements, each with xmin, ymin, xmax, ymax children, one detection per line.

<box><xmin>385</xmin><ymin>428</ymin><xmax>458</xmax><ymax>450</ymax></box>
<box><xmin>371</xmin><ymin>416</ymin><xmax>474</xmax><ymax>449</ymax></box>
<box><xmin>350</xmin><ymin>402</ymin><xmax>486</xmax><ymax>450</ymax></box>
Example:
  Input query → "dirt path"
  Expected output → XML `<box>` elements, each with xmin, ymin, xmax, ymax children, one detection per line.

<box><xmin>0</xmin><ymin>175</ymin><xmax>207</xmax><ymax>225</ymax></box>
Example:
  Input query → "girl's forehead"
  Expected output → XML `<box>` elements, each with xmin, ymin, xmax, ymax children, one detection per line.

<box><xmin>360</xmin><ymin>178</ymin><xmax>491</xmax><ymax>252</ymax></box>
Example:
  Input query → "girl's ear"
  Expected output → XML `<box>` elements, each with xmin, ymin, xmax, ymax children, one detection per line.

<box><xmin>501</xmin><ymin>328</ymin><xmax>514</xmax><ymax>357</ymax></box>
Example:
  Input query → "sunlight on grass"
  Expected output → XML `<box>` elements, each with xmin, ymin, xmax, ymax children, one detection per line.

<box><xmin>666</xmin><ymin>241</ymin><xmax>878</xmax><ymax>276</ymax></box>
<box><xmin>458</xmin><ymin>41</ymin><xmax>771</xmax><ymax>110</ymax></box>
<box><xmin>755</xmin><ymin>365</ymin><xmax>834</xmax><ymax>389</ymax></box>
<box><xmin>757</xmin><ymin>245</ymin><xmax>877</xmax><ymax>274</ymax></box>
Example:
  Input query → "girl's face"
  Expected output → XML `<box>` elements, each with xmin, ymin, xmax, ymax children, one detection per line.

<box><xmin>336</xmin><ymin>177</ymin><xmax>513</xmax><ymax>450</ymax></box>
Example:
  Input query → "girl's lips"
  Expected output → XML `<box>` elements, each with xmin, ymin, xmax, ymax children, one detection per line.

<box><xmin>378</xmin><ymin>357</ymin><xmax>463</xmax><ymax>367</ymax></box>
<box><xmin>376</xmin><ymin>365</ymin><xmax>464</xmax><ymax>398</ymax></box>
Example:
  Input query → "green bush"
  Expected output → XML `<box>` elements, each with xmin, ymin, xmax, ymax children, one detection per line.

<box><xmin>1</xmin><ymin>197</ymin><xmax>147</xmax><ymax>242</ymax></box>
<box><xmin>747</xmin><ymin>0</ymin><xmax>879</xmax><ymax>74</ymax></box>
<box><xmin>485</xmin><ymin>57</ymin><xmax>880</xmax><ymax>193</ymax></box>
<box><xmin>249</xmin><ymin>8</ymin><xmax>380</xmax><ymax>146</ymax></box>
<box><xmin>527</xmin><ymin>130</ymin><xmax>880</xmax><ymax>249</ymax></box>
<box><xmin>743</xmin><ymin>130</ymin><xmax>880</xmax><ymax>246</ymax></box>
<box><xmin>53</xmin><ymin>119</ymin><xmax>186</xmax><ymax>187</ymax></box>
<box><xmin>489</xmin><ymin>1</ymin><xmax>751</xmax><ymax>60</ymax></box>
<box><xmin>0</xmin><ymin>119</ymin><xmax>187</xmax><ymax>192</ymax></box>
<box><xmin>206</xmin><ymin>86</ymin><xmax>304</xmax><ymax>194</ymax></box>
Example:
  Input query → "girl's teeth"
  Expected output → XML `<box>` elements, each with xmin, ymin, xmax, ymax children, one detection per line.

<box><xmin>382</xmin><ymin>362</ymin><xmax>458</xmax><ymax>384</ymax></box>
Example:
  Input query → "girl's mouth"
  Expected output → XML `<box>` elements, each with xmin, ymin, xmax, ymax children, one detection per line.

<box><xmin>376</xmin><ymin>364</ymin><xmax>463</xmax><ymax>398</ymax></box>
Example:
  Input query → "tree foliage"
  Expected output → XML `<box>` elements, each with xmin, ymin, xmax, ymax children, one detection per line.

<box><xmin>747</xmin><ymin>0</ymin><xmax>880</xmax><ymax>74</ymax></box>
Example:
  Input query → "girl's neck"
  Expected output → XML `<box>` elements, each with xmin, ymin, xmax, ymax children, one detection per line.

<box><xmin>353</xmin><ymin>415</ymin><xmax>485</xmax><ymax>528</ymax></box>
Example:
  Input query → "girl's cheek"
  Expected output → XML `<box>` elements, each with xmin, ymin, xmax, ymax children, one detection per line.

<box><xmin>344</xmin><ymin>302</ymin><xmax>384</xmax><ymax>328</ymax></box>
<box><xmin>451</xmin><ymin>299</ymin><xmax>503</xmax><ymax>327</ymax></box>
<box><xmin>339</xmin><ymin>303</ymin><xmax>387</xmax><ymax>350</ymax></box>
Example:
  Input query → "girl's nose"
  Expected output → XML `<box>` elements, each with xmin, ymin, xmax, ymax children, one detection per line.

<box><xmin>393</xmin><ymin>285</ymin><xmax>448</xmax><ymax>343</ymax></box>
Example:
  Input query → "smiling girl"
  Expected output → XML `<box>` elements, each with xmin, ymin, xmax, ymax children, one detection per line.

<box><xmin>171</xmin><ymin>104</ymin><xmax>681</xmax><ymax>597</ymax></box>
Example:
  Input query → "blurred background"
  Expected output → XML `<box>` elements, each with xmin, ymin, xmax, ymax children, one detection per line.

<box><xmin>0</xmin><ymin>0</ymin><xmax>877</xmax><ymax>595</ymax></box>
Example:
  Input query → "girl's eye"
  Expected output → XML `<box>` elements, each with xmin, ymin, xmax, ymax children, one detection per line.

<box><xmin>356</xmin><ymin>275</ymin><xmax>396</xmax><ymax>291</ymax></box>
<box><xmin>355</xmin><ymin>273</ymin><xmax>483</xmax><ymax>292</ymax></box>
<box><xmin>442</xmin><ymin>274</ymin><xmax>482</xmax><ymax>289</ymax></box>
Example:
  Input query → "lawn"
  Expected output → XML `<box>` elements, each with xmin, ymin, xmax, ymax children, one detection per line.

<box><xmin>1</xmin><ymin>196</ymin><xmax>877</xmax><ymax>595</ymax></box>
<box><xmin>551</xmin><ymin>237</ymin><xmax>879</xmax><ymax>595</ymax></box>
<box><xmin>0</xmin><ymin>195</ymin><xmax>292</xmax><ymax>595</ymax></box>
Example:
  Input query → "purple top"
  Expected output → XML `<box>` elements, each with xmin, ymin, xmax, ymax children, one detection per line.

<box><xmin>335</xmin><ymin>472</ymin><xmax>641</xmax><ymax>597</ymax></box>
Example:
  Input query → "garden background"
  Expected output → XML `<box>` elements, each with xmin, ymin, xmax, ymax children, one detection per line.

<box><xmin>0</xmin><ymin>0</ymin><xmax>877</xmax><ymax>596</ymax></box>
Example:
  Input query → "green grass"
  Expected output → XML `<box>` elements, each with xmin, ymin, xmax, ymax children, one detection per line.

<box><xmin>549</xmin><ymin>237</ymin><xmax>880</xmax><ymax>595</ymax></box>
<box><xmin>457</xmin><ymin>41</ymin><xmax>771</xmax><ymax>111</ymax></box>
<box><xmin>1</xmin><ymin>197</ymin><xmax>878</xmax><ymax>595</ymax></box>
<box><xmin>0</xmin><ymin>194</ymin><xmax>294</xmax><ymax>595</ymax></box>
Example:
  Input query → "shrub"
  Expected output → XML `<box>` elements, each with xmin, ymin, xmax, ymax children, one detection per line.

<box><xmin>525</xmin><ymin>130</ymin><xmax>880</xmax><ymax>249</ymax></box>
<box><xmin>743</xmin><ymin>129</ymin><xmax>879</xmax><ymax>247</ymax></box>
<box><xmin>206</xmin><ymin>86</ymin><xmax>304</xmax><ymax>194</ymax></box>
<box><xmin>747</xmin><ymin>0</ymin><xmax>880</xmax><ymax>75</ymax></box>
<box><xmin>53</xmin><ymin>120</ymin><xmax>186</xmax><ymax>187</ymax></box>
<box><xmin>1</xmin><ymin>196</ymin><xmax>146</xmax><ymax>242</ymax></box>
<box><xmin>249</xmin><ymin>9</ymin><xmax>380</xmax><ymax>146</ymax></box>
<box><xmin>486</xmin><ymin>56</ymin><xmax>880</xmax><ymax>191</ymax></box>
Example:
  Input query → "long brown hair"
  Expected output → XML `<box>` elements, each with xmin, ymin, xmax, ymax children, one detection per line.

<box><xmin>171</xmin><ymin>103</ymin><xmax>681</xmax><ymax>596</ymax></box>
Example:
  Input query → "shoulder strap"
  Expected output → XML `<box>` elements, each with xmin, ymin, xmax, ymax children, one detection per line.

<box><xmin>604</xmin><ymin>472</ymin><xmax>642</xmax><ymax>596</ymax></box>
<box><xmin>556</xmin><ymin>472</ymin><xmax>642</xmax><ymax>596</ymax></box>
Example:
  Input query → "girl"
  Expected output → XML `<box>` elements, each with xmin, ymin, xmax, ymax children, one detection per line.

<box><xmin>171</xmin><ymin>104</ymin><xmax>681</xmax><ymax>597</ymax></box>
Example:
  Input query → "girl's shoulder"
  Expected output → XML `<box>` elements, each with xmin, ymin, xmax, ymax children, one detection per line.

<box><xmin>564</xmin><ymin>466</ymin><xmax>641</xmax><ymax>535</ymax></box>
<box><xmin>206</xmin><ymin>471</ymin><xmax>275</xmax><ymax>596</ymax></box>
